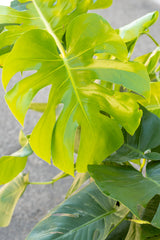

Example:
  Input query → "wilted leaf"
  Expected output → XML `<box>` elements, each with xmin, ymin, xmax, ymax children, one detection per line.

<box><xmin>0</xmin><ymin>173</ymin><xmax>29</xmax><ymax>227</ymax></box>
<box><xmin>19</xmin><ymin>129</ymin><xmax>28</xmax><ymax>147</ymax></box>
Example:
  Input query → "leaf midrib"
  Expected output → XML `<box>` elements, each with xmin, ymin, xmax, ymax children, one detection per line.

<box><xmin>124</xmin><ymin>143</ymin><xmax>145</xmax><ymax>156</ymax></box>
<box><xmin>55</xmin><ymin>209</ymin><xmax>116</xmax><ymax>239</ymax></box>
<box><xmin>32</xmin><ymin>0</ymin><xmax>90</xmax><ymax>125</ymax></box>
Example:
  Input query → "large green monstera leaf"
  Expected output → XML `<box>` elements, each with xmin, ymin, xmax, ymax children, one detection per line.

<box><xmin>3</xmin><ymin>13</ymin><xmax>150</xmax><ymax>175</ymax></box>
<box><xmin>0</xmin><ymin>0</ymin><xmax>112</xmax><ymax>62</ymax></box>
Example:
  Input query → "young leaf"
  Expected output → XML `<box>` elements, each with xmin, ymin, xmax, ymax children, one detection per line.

<box><xmin>26</xmin><ymin>183</ymin><xmax>129</xmax><ymax>240</ymax></box>
<box><xmin>3</xmin><ymin>14</ymin><xmax>143</xmax><ymax>174</ymax></box>
<box><xmin>0</xmin><ymin>143</ymin><xmax>32</xmax><ymax>184</ymax></box>
<box><xmin>88</xmin><ymin>163</ymin><xmax>160</xmax><ymax>227</ymax></box>
<box><xmin>0</xmin><ymin>173</ymin><xmax>29</xmax><ymax>227</ymax></box>
<box><xmin>118</xmin><ymin>11</ymin><xmax>159</xmax><ymax>43</ymax></box>
<box><xmin>118</xmin><ymin>11</ymin><xmax>159</xmax><ymax>56</ymax></box>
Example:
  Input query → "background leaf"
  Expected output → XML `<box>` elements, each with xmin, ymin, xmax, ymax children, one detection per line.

<box><xmin>118</xmin><ymin>11</ymin><xmax>159</xmax><ymax>56</ymax></box>
<box><xmin>135</xmin><ymin>47</ymin><xmax>160</xmax><ymax>75</ymax></box>
<box><xmin>125</xmin><ymin>220</ymin><xmax>142</xmax><ymax>240</ymax></box>
<box><xmin>0</xmin><ymin>141</ymin><xmax>32</xmax><ymax>184</ymax></box>
<box><xmin>89</xmin><ymin>0</ymin><xmax>112</xmax><ymax>10</ymax></box>
<box><xmin>118</xmin><ymin>11</ymin><xmax>159</xmax><ymax>42</ymax></box>
<box><xmin>88</xmin><ymin>163</ymin><xmax>160</xmax><ymax>227</ymax></box>
<box><xmin>143</xmin><ymin>82</ymin><xmax>160</xmax><ymax>117</ymax></box>
<box><xmin>0</xmin><ymin>173</ymin><xmax>29</xmax><ymax>227</ymax></box>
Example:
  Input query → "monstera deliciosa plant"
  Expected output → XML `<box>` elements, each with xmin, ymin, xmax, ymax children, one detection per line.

<box><xmin>1</xmin><ymin>0</ymin><xmax>160</xmax><ymax>239</ymax></box>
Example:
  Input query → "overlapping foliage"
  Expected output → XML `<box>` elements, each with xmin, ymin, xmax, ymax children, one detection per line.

<box><xmin>1</xmin><ymin>0</ymin><xmax>160</xmax><ymax>239</ymax></box>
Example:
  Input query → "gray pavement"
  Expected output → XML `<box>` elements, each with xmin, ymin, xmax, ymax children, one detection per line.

<box><xmin>0</xmin><ymin>0</ymin><xmax>160</xmax><ymax>239</ymax></box>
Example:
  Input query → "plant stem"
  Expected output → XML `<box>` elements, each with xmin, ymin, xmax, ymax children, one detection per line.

<box><xmin>29</xmin><ymin>181</ymin><xmax>54</xmax><ymax>185</ymax></box>
<box><xmin>29</xmin><ymin>172</ymin><xmax>69</xmax><ymax>185</ymax></box>
<box><xmin>140</xmin><ymin>159</ymin><xmax>146</xmax><ymax>172</ymax></box>
<box><xmin>144</xmin><ymin>32</ymin><xmax>160</xmax><ymax>47</ymax></box>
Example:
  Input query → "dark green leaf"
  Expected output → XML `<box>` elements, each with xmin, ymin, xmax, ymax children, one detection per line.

<box><xmin>88</xmin><ymin>163</ymin><xmax>160</xmax><ymax>226</ymax></box>
<box><xmin>26</xmin><ymin>183</ymin><xmax>129</xmax><ymax>240</ymax></box>
<box><xmin>105</xmin><ymin>107</ymin><xmax>160</xmax><ymax>163</ymax></box>
<box><xmin>126</xmin><ymin>195</ymin><xmax>160</xmax><ymax>240</ymax></box>
<box><xmin>106</xmin><ymin>219</ymin><xmax>131</xmax><ymax>240</ymax></box>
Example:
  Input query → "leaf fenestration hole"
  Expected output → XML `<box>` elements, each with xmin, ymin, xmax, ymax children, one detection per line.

<box><xmin>116</xmin><ymin>201</ymin><xmax>120</xmax><ymax>207</ymax></box>
<box><xmin>99</xmin><ymin>110</ymin><xmax>110</xmax><ymax>118</ymax></box>
<box><xmin>74</xmin><ymin>126</ymin><xmax>81</xmax><ymax>154</ymax></box>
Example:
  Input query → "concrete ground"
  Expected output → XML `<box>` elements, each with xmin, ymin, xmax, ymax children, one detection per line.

<box><xmin>0</xmin><ymin>0</ymin><xmax>160</xmax><ymax>239</ymax></box>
